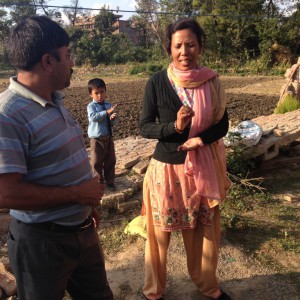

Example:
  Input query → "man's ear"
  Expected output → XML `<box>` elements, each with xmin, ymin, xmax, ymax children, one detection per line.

<box><xmin>41</xmin><ymin>53</ymin><xmax>54</xmax><ymax>71</ymax></box>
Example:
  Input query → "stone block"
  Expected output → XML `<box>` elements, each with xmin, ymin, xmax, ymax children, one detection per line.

<box><xmin>284</xmin><ymin>194</ymin><xmax>299</xmax><ymax>203</ymax></box>
<box><xmin>140</xmin><ymin>152</ymin><xmax>153</xmax><ymax>160</ymax></box>
<box><xmin>133</xmin><ymin>160</ymin><xmax>150</xmax><ymax>174</ymax></box>
<box><xmin>273</xmin><ymin>129</ymin><xmax>284</xmax><ymax>137</ymax></box>
<box><xmin>123</xmin><ymin>187</ymin><xmax>138</xmax><ymax>200</ymax></box>
<box><xmin>101</xmin><ymin>193</ymin><xmax>126</xmax><ymax>209</ymax></box>
<box><xmin>263</xmin><ymin>142</ymin><xmax>280</xmax><ymax>160</ymax></box>
<box><xmin>118</xmin><ymin>200</ymin><xmax>140</xmax><ymax>213</ymax></box>
<box><xmin>121</xmin><ymin>157</ymin><xmax>140</xmax><ymax>169</ymax></box>
<box><xmin>115</xmin><ymin>167</ymin><xmax>128</xmax><ymax>177</ymax></box>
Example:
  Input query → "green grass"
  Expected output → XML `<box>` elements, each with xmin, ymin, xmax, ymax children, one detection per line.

<box><xmin>274</xmin><ymin>94</ymin><xmax>300</xmax><ymax>114</ymax></box>
<box><xmin>222</xmin><ymin>187</ymin><xmax>300</xmax><ymax>261</ymax></box>
<box><xmin>99</xmin><ymin>220</ymin><xmax>139</xmax><ymax>255</ymax></box>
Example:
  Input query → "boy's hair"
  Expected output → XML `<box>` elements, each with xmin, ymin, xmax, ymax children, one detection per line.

<box><xmin>88</xmin><ymin>78</ymin><xmax>106</xmax><ymax>94</ymax></box>
<box><xmin>8</xmin><ymin>16</ymin><xmax>70</xmax><ymax>71</ymax></box>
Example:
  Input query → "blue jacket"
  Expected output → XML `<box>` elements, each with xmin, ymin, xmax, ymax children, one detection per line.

<box><xmin>87</xmin><ymin>100</ymin><xmax>116</xmax><ymax>138</ymax></box>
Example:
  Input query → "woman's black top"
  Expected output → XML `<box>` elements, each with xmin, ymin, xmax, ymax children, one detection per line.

<box><xmin>140</xmin><ymin>70</ymin><xmax>229</xmax><ymax>164</ymax></box>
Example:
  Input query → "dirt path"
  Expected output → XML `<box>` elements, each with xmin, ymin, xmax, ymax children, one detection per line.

<box><xmin>104</xmin><ymin>237</ymin><xmax>298</xmax><ymax>300</ymax></box>
<box><xmin>100</xmin><ymin>184</ymin><xmax>299</xmax><ymax>300</ymax></box>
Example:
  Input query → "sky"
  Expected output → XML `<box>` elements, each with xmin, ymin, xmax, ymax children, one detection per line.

<box><xmin>50</xmin><ymin>0</ymin><xmax>137</xmax><ymax>20</ymax></box>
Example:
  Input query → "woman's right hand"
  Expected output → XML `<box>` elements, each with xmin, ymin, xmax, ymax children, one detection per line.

<box><xmin>176</xmin><ymin>105</ymin><xmax>195</xmax><ymax>131</ymax></box>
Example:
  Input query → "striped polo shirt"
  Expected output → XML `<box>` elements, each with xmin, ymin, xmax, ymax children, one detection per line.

<box><xmin>0</xmin><ymin>77</ymin><xmax>93</xmax><ymax>223</ymax></box>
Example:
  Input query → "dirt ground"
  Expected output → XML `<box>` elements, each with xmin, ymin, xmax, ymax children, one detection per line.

<box><xmin>104</xmin><ymin>227</ymin><xmax>299</xmax><ymax>300</ymax></box>
<box><xmin>0</xmin><ymin>74</ymin><xmax>285</xmax><ymax>147</ymax></box>
<box><xmin>63</xmin><ymin>75</ymin><xmax>285</xmax><ymax>147</ymax></box>
<box><xmin>101</xmin><ymin>177</ymin><xmax>300</xmax><ymax>300</ymax></box>
<box><xmin>0</xmin><ymin>74</ymin><xmax>299</xmax><ymax>299</ymax></box>
<box><xmin>67</xmin><ymin>75</ymin><xmax>298</xmax><ymax>300</ymax></box>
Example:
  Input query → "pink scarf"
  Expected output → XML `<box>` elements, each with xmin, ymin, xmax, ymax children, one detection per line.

<box><xmin>168</xmin><ymin>64</ymin><xmax>228</xmax><ymax>201</ymax></box>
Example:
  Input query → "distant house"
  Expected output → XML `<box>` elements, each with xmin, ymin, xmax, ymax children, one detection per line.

<box><xmin>113</xmin><ymin>19</ymin><xmax>138</xmax><ymax>44</ymax></box>
<box><xmin>74</xmin><ymin>16</ymin><xmax>95</xmax><ymax>30</ymax></box>
<box><xmin>74</xmin><ymin>15</ymin><xmax>138</xmax><ymax>44</ymax></box>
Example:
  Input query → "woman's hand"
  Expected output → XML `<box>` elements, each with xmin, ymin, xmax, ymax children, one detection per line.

<box><xmin>178</xmin><ymin>137</ymin><xmax>203</xmax><ymax>151</ymax></box>
<box><xmin>176</xmin><ymin>105</ymin><xmax>195</xmax><ymax>132</ymax></box>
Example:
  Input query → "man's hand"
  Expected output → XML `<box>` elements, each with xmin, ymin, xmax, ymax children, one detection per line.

<box><xmin>0</xmin><ymin>173</ymin><xmax>105</xmax><ymax>210</ymax></box>
<box><xmin>76</xmin><ymin>177</ymin><xmax>105</xmax><ymax>206</ymax></box>
<box><xmin>110</xmin><ymin>112</ymin><xmax>117</xmax><ymax>120</ymax></box>
<box><xmin>91</xmin><ymin>206</ymin><xmax>100</xmax><ymax>228</ymax></box>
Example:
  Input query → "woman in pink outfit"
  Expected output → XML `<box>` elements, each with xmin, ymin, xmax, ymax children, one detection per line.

<box><xmin>140</xmin><ymin>18</ymin><xmax>231</xmax><ymax>300</ymax></box>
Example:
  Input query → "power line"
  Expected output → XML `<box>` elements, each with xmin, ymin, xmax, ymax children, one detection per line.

<box><xmin>0</xmin><ymin>2</ymin><xmax>280</xmax><ymax>19</ymax></box>
<box><xmin>0</xmin><ymin>2</ymin><xmax>134</xmax><ymax>13</ymax></box>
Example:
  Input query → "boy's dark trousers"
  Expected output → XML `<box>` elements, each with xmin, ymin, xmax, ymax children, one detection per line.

<box><xmin>90</xmin><ymin>136</ymin><xmax>116</xmax><ymax>184</ymax></box>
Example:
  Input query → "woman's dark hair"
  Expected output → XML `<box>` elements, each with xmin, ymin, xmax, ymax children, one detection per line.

<box><xmin>88</xmin><ymin>78</ymin><xmax>106</xmax><ymax>94</ymax></box>
<box><xmin>8</xmin><ymin>16</ymin><xmax>70</xmax><ymax>71</ymax></box>
<box><xmin>166</xmin><ymin>18</ymin><xmax>206</xmax><ymax>55</ymax></box>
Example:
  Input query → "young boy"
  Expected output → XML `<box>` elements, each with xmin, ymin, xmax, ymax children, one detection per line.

<box><xmin>87</xmin><ymin>78</ymin><xmax>118</xmax><ymax>191</ymax></box>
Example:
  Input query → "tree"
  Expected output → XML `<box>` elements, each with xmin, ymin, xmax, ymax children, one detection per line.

<box><xmin>65</xmin><ymin>25</ymin><xmax>85</xmax><ymax>61</ymax></box>
<box><xmin>99</xmin><ymin>34</ymin><xmax>135</xmax><ymax>63</ymax></box>
<box><xmin>160</xmin><ymin>0</ymin><xmax>196</xmax><ymax>18</ymax></box>
<box><xmin>8</xmin><ymin>0</ymin><xmax>37</xmax><ymax>23</ymax></box>
<box><xmin>134</xmin><ymin>0</ymin><xmax>169</xmax><ymax>55</ymax></box>
<box><xmin>64</xmin><ymin>0</ymin><xmax>81</xmax><ymax>26</ymax></box>
<box><xmin>0</xmin><ymin>8</ymin><xmax>10</xmax><ymax>66</ymax></box>
<box><xmin>193</xmin><ymin>0</ymin><xmax>266</xmax><ymax>59</ymax></box>
<box><xmin>94</xmin><ymin>7</ymin><xmax>118</xmax><ymax>36</ymax></box>
<box><xmin>1</xmin><ymin>0</ymin><xmax>61</xmax><ymax>25</ymax></box>
<box><xmin>279</xmin><ymin>2</ymin><xmax>300</xmax><ymax>58</ymax></box>
<box><xmin>75</xmin><ymin>34</ymin><xmax>102</xmax><ymax>65</ymax></box>
<box><xmin>0</xmin><ymin>8</ymin><xmax>10</xmax><ymax>43</ymax></box>
<box><xmin>130</xmin><ymin>14</ymin><xmax>155</xmax><ymax>49</ymax></box>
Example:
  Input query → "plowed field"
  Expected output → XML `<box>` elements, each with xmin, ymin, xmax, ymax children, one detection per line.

<box><xmin>63</xmin><ymin>75</ymin><xmax>285</xmax><ymax>147</ymax></box>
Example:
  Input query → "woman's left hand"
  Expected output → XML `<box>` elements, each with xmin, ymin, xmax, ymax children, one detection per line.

<box><xmin>178</xmin><ymin>137</ymin><xmax>203</xmax><ymax>151</ymax></box>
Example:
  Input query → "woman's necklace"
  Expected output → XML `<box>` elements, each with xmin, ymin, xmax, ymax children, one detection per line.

<box><xmin>183</xmin><ymin>88</ymin><xmax>194</xmax><ymax>107</ymax></box>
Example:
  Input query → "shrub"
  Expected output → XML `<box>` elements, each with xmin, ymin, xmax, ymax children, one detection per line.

<box><xmin>274</xmin><ymin>94</ymin><xmax>300</xmax><ymax>114</ymax></box>
<box><xmin>129</xmin><ymin>64</ymin><xmax>148</xmax><ymax>75</ymax></box>
<box><xmin>226</xmin><ymin>143</ymin><xmax>256</xmax><ymax>178</ymax></box>
<box><xmin>147</xmin><ymin>63</ymin><xmax>163</xmax><ymax>74</ymax></box>
<box><xmin>129</xmin><ymin>63</ymin><xmax>163</xmax><ymax>76</ymax></box>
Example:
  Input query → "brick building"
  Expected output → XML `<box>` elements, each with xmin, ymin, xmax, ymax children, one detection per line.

<box><xmin>74</xmin><ymin>15</ymin><xmax>138</xmax><ymax>43</ymax></box>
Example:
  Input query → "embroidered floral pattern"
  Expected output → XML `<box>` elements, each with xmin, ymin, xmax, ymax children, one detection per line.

<box><xmin>147</xmin><ymin>159</ymin><xmax>215</xmax><ymax>231</ymax></box>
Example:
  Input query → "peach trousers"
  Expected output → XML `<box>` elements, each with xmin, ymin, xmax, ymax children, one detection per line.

<box><xmin>143</xmin><ymin>178</ymin><xmax>221</xmax><ymax>300</ymax></box>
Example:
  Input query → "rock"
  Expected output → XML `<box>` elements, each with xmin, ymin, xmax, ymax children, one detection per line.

<box><xmin>121</xmin><ymin>157</ymin><xmax>140</xmax><ymax>169</ymax></box>
<box><xmin>283</xmin><ymin>193</ymin><xmax>299</xmax><ymax>203</ymax></box>
<box><xmin>0</xmin><ymin>262</ymin><xmax>17</xmax><ymax>296</ymax></box>
<box><xmin>273</xmin><ymin>129</ymin><xmax>284</xmax><ymax>137</ymax></box>
<box><xmin>132</xmin><ymin>160</ymin><xmax>149</xmax><ymax>174</ymax></box>
<box><xmin>118</xmin><ymin>200</ymin><xmax>141</xmax><ymax>213</ymax></box>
